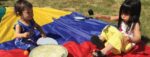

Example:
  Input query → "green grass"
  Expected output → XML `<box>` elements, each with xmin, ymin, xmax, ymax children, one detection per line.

<box><xmin>1</xmin><ymin>0</ymin><xmax>150</xmax><ymax>44</ymax></box>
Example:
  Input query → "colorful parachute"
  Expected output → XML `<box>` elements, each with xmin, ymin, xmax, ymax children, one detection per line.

<box><xmin>0</xmin><ymin>7</ymin><xmax>150</xmax><ymax>57</ymax></box>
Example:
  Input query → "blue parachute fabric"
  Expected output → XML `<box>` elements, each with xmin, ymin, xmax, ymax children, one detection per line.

<box><xmin>0</xmin><ymin>12</ymin><xmax>108</xmax><ymax>50</ymax></box>
<box><xmin>42</xmin><ymin>12</ymin><xmax>108</xmax><ymax>44</ymax></box>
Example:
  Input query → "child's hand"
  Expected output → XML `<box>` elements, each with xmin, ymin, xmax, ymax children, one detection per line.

<box><xmin>23</xmin><ymin>32</ymin><xmax>30</xmax><ymax>38</ymax></box>
<box><xmin>122</xmin><ymin>35</ymin><xmax>130</xmax><ymax>45</ymax></box>
<box><xmin>123</xmin><ymin>36</ymin><xmax>129</xmax><ymax>41</ymax></box>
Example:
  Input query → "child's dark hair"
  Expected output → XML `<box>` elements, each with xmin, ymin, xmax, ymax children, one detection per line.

<box><xmin>118</xmin><ymin>0</ymin><xmax>141</xmax><ymax>32</ymax></box>
<box><xmin>14</xmin><ymin>0</ymin><xmax>33</xmax><ymax>16</ymax></box>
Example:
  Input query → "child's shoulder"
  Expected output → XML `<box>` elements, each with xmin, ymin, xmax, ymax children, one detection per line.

<box><xmin>15</xmin><ymin>20</ymin><xmax>23</xmax><ymax>25</ymax></box>
<box><xmin>133</xmin><ymin>22</ymin><xmax>140</xmax><ymax>31</ymax></box>
<box><xmin>26</xmin><ymin>19</ymin><xmax>34</xmax><ymax>23</ymax></box>
<box><xmin>14</xmin><ymin>20</ymin><xmax>21</xmax><ymax>26</ymax></box>
<box><xmin>14</xmin><ymin>22</ymin><xmax>22</xmax><ymax>30</ymax></box>
<box><xmin>14</xmin><ymin>24</ymin><xmax>21</xmax><ymax>28</ymax></box>
<box><xmin>29</xmin><ymin>19</ymin><xmax>36</xmax><ymax>26</ymax></box>
<box><xmin>135</xmin><ymin>22</ymin><xmax>140</xmax><ymax>28</ymax></box>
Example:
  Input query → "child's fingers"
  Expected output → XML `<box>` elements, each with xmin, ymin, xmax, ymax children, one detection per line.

<box><xmin>23</xmin><ymin>32</ymin><xmax>30</xmax><ymax>38</ymax></box>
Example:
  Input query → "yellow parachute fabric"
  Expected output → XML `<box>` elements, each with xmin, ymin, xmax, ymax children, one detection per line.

<box><xmin>0</xmin><ymin>7</ymin><xmax>71</xmax><ymax>43</ymax></box>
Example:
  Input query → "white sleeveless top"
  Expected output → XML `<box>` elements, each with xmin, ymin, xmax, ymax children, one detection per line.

<box><xmin>120</xmin><ymin>22</ymin><xmax>134</xmax><ymax>39</ymax></box>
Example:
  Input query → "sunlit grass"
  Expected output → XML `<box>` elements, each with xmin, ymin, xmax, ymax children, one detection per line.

<box><xmin>1</xmin><ymin>0</ymin><xmax>150</xmax><ymax>43</ymax></box>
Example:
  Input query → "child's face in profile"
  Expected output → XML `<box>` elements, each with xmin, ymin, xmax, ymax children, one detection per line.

<box><xmin>21</xmin><ymin>8</ymin><xmax>33</xmax><ymax>21</ymax></box>
<box><xmin>121</xmin><ymin>12</ymin><xmax>130</xmax><ymax>22</ymax></box>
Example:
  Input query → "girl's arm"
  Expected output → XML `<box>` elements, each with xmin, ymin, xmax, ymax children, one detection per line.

<box><xmin>131</xmin><ymin>23</ymin><xmax>141</xmax><ymax>43</ymax></box>
<box><xmin>34</xmin><ymin>23</ymin><xmax>46</xmax><ymax>37</ymax></box>
<box><xmin>124</xmin><ymin>23</ymin><xmax>141</xmax><ymax>43</ymax></box>
<box><xmin>95</xmin><ymin>14</ymin><xmax>119</xmax><ymax>21</ymax></box>
<box><xmin>15</xmin><ymin>24</ymin><xmax>30</xmax><ymax>38</ymax></box>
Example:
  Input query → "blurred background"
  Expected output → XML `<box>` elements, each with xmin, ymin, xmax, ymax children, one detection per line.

<box><xmin>0</xmin><ymin>0</ymin><xmax>150</xmax><ymax>44</ymax></box>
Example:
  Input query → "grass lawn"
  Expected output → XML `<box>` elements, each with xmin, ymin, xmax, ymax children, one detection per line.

<box><xmin>1</xmin><ymin>0</ymin><xmax>150</xmax><ymax>45</ymax></box>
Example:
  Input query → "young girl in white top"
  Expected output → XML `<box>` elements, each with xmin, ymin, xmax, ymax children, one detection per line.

<box><xmin>92</xmin><ymin>0</ymin><xmax>141</xmax><ymax>57</ymax></box>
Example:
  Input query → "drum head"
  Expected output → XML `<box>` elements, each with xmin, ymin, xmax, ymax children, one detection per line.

<box><xmin>36</xmin><ymin>37</ymin><xmax>58</xmax><ymax>45</ymax></box>
<box><xmin>29</xmin><ymin>45</ymin><xmax>68</xmax><ymax>57</ymax></box>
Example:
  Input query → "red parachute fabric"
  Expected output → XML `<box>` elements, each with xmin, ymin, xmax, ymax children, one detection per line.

<box><xmin>0</xmin><ymin>49</ymin><xmax>28</xmax><ymax>57</ymax></box>
<box><xmin>64</xmin><ymin>41</ymin><xmax>150</xmax><ymax>57</ymax></box>
<box><xmin>64</xmin><ymin>41</ymin><xmax>97</xmax><ymax>57</ymax></box>
<box><xmin>0</xmin><ymin>41</ymin><xmax>149</xmax><ymax>57</ymax></box>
